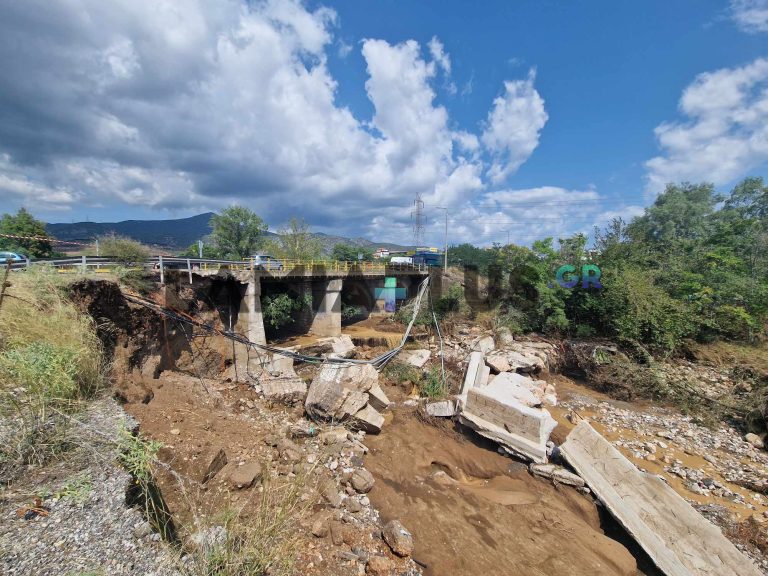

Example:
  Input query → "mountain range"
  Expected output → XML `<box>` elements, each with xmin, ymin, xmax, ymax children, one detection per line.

<box><xmin>47</xmin><ymin>212</ymin><xmax>412</xmax><ymax>255</ymax></box>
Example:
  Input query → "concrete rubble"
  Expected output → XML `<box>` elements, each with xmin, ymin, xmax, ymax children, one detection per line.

<box><xmin>456</xmin><ymin>343</ymin><xmax>559</xmax><ymax>463</ymax></box>
<box><xmin>402</xmin><ymin>349</ymin><xmax>431</xmax><ymax>368</ymax></box>
<box><xmin>305</xmin><ymin>361</ymin><xmax>388</xmax><ymax>434</ymax></box>
<box><xmin>560</xmin><ymin>420</ymin><xmax>763</xmax><ymax>576</ymax></box>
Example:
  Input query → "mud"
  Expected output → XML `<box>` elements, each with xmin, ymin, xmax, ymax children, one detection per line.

<box><xmin>364</xmin><ymin>402</ymin><xmax>638</xmax><ymax>576</ymax></box>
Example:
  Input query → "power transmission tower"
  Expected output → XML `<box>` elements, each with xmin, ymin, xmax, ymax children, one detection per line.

<box><xmin>411</xmin><ymin>194</ymin><xmax>425</xmax><ymax>248</ymax></box>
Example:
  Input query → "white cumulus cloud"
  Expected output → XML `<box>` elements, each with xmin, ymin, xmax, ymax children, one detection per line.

<box><xmin>731</xmin><ymin>0</ymin><xmax>768</xmax><ymax>33</ymax></box>
<box><xmin>645</xmin><ymin>58</ymin><xmax>768</xmax><ymax>194</ymax></box>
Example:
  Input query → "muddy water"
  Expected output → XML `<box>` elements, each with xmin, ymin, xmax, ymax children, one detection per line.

<box><xmin>364</xmin><ymin>406</ymin><xmax>639</xmax><ymax>576</ymax></box>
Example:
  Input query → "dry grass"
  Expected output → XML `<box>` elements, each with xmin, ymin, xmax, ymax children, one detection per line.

<box><xmin>0</xmin><ymin>266</ymin><xmax>106</xmax><ymax>483</ymax></box>
<box><xmin>181</xmin><ymin>464</ymin><xmax>315</xmax><ymax>576</ymax></box>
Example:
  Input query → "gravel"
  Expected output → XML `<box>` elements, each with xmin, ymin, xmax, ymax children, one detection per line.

<box><xmin>0</xmin><ymin>398</ymin><xmax>180</xmax><ymax>576</ymax></box>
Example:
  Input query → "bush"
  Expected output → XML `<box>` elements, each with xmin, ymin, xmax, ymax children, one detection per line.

<box><xmin>419</xmin><ymin>366</ymin><xmax>447</xmax><ymax>399</ymax></box>
<box><xmin>98</xmin><ymin>234</ymin><xmax>151</xmax><ymax>264</ymax></box>
<box><xmin>382</xmin><ymin>361</ymin><xmax>421</xmax><ymax>386</ymax></box>
<box><xmin>262</xmin><ymin>292</ymin><xmax>312</xmax><ymax>329</ymax></box>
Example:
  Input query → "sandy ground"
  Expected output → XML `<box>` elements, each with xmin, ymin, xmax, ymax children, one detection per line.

<box><xmin>364</xmin><ymin>394</ymin><xmax>640</xmax><ymax>576</ymax></box>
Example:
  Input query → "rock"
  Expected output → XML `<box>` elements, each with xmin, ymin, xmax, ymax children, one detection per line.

<box><xmin>426</xmin><ymin>399</ymin><xmax>456</xmax><ymax>417</ymax></box>
<box><xmin>170</xmin><ymin>428</ymin><xmax>180</xmax><ymax>435</ymax></box>
<box><xmin>320</xmin><ymin>428</ymin><xmax>350</xmax><ymax>445</ymax></box>
<box><xmin>196</xmin><ymin>446</ymin><xmax>227</xmax><ymax>484</ymax></box>
<box><xmin>745</xmin><ymin>433</ymin><xmax>764</xmax><ymax>449</ymax></box>
<box><xmin>351</xmin><ymin>468</ymin><xmax>375</xmax><ymax>493</ymax></box>
<box><xmin>350</xmin><ymin>405</ymin><xmax>385</xmax><ymax>434</ymax></box>
<box><xmin>278</xmin><ymin>438</ymin><xmax>303</xmax><ymax>463</ymax></box>
<box><xmin>473</xmin><ymin>335</ymin><xmax>495</xmax><ymax>354</ymax></box>
<box><xmin>229</xmin><ymin>462</ymin><xmax>262</xmax><ymax>489</ymax></box>
<box><xmin>403</xmin><ymin>349</ymin><xmax>431</xmax><ymax>368</ymax></box>
<box><xmin>190</xmin><ymin>526</ymin><xmax>227</xmax><ymax>554</ymax></box>
<box><xmin>366</xmin><ymin>555</ymin><xmax>394</xmax><ymax>576</ymax></box>
<box><xmin>320</xmin><ymin>479</ymin><xmax>343</xmax><ymax>508</ymax></box>
<box><xmin>485</xmin><ymin>354</ymin><xmax>511</xmax><ymax>374</ymax></box>
<box><xmin>505</xmin><ymin>350</ymin><xmax>542</xmax><ymax>373</ymax></box>
<box><xmin>367</xmin><ymin>383</ymin><xmax>391</xmax><ymax>412</ymax></box>
<box><xmin>345</xmin><ymin>497</ymin><xmax>362</xmax><ymax>513</ymax></box>
<box><xmin>329</xmin><ymin>520</ymin><xmax>345</xmax><ymax>545</ymax></box>
<box><xmin>382</xmin><ymin>520</ymin><xmax>413</xmax><ymax>557</ymax></box>
<box><xmin>311</xmin><ymin>511</ymin><xmax>332</xmax><ymax>538</ymax></box>
<box><xmin>261</xmin><ymin>377</ymin><xmax>307</xmax><ymax>405</ymax></box>
<box><xmin>496</xmin><ymin>327</ymin><xmax>515</xmax><ymax>346</ymax></box>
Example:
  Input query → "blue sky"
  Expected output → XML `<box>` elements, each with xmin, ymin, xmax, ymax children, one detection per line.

<box><xmin>0</xmin><ymin>0</ymin><xmax>766</xmax><ymax>246</ymax></box>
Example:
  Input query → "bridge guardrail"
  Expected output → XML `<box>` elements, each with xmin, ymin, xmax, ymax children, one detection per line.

<box><xmin>6</xmin><ymin>256</ymin><xmax>428</xmax><ymax>276</ymax></box>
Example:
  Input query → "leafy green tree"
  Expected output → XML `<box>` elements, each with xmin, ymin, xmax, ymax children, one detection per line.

<box><xmin>447</xmin><ymin>243</ymin><xmax>497</xmax><ymax>273</ymax></box>
<box><xmin>178</xmin><ymin>237</ymin><xmax>220</xmax><ymax>259</ymax></box>
<box><xmin>264</xmin><ymin>217</ymin><xmax>322</xmax><ymax>261</ymax></box>
<box><xmin>0</xmin><ymin>208</ymin><xmax>53</xmax><ymax>258</ymax></box>
<box><xmin>210</xmin><ymin>206</ymin><xmax>268</xmax><ymax>260</ymax></box>
<box><xmin>331</xmin><ymin>243</ymin><xmax>373</xmax><ymax>262</ymax></box>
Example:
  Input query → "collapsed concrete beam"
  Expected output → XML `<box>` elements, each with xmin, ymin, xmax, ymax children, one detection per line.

<box><xmin>459</xmin><ymin>380</ymin><xmax>557</xmax><ymax>463</ymax></box>
<box><xmin>560</xmin><ymin>421</ymin><xmax>762</xmax><ymax>576</ymax></box>
<box><xmin>261</xmin><ymin>377</ymin><xmax>307</xmax><ymax>405</ymax></box>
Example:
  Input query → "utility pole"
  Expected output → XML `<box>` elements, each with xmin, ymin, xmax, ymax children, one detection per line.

<box><xmin>198</xmin><ymin>239</ymin><xmax>203</xmax><ymax>259</ymax></box>
<box><xmin>435</xmin><ymin>206</ymin><xmax>448</xmax><ymax>268</ymax></box>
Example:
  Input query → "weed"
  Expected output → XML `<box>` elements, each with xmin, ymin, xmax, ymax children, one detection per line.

<box><xmin>382</xmin><ymin>361</ymin><xmax>420</xmax><ymax>387</ymax></box>
<box><xmin>184</xmin><ymin>464</ymin><xmax>313</xmax><ymax>576</ymax></box>
<box><xmin>419</xmin><ymin>366</ymin><xmax>447</xmax><ymax>399</ymax></box>
<box><xmin>118</xmin><ymin>429</ymin><xmax>176</xmax><ymax>542</ymax></box>
<box><xmin>54</xmin><ymin>472</ymin><xmax>93</xmax><ymax>503</ymax></box>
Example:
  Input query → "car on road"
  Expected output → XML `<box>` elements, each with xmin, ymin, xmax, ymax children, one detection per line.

<box><xmin>250</xmin><ymin>253</ymin><xmax>283</xmax><ymax>271</ymax></box>
<box><xmin>0</xmin><ymin>251</ymin><xmax>27</xmax><ymax>263</ymax></box>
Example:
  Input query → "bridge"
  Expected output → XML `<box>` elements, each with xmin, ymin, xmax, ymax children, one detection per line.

<box><xmin>7</xmin><ymin>256</ymin><xmax>430</xmax><ymax>345</ymax></box>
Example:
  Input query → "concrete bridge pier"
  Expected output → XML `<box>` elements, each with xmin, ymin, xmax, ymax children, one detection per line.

<box><xmin>310</xmin><ymin>278</ymin><xmax>342</xmax><ymax>337</ymax></box>
<box><xmin>242</xmin><ymin>271</ymin><xmax>267</xmax><ymax>346</ymax></box>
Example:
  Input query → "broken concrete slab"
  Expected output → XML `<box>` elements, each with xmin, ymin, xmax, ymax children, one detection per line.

<box><xmin>305</xmin><ymin>362</ymin><xmax>379</xmax><ymax>421</ymax></box>
<box><xmin>560</xmin><ymin>421</ymin><xmax>762</xmax><ymax>576</ymax></box>
<box><xmin>366</xmin><ymin>383</ymin><xmax>391</xmax><ymax>412</ymax></box>
<box><xmin>330</xmin><ymin>335</ymin><xmax>356</xmax><ymax>358</ymax></box>
<box><xmin>489</xmin><ymin>372</ymin><xmax>542</xmax><ymax>407</ymax></box>
<box><xmin>402</xmin><ymin>349</ymin><xmax>431</xmax><ymax>368</ymax></box>
<box><xmin>472</xmin><ymin>335</ymin><xmax>495</xmax><ymax>354</ymax></box>
<box><xmin>261</xmin><ymin>377</ymin><xmax>307</xmax><ymax>405</ymax></box>
<box><xmin>350</xmin><ymin>405</ymin><xmax>384</xmax><ymax>434</ymax></box>
<box><xmin>425</xmin><ymin>399</ymin><xmax>456</xmax><ymax>417</ymax></box>
<box><xmin>267</xmin><ymin>351</ymin><xmax>296</xmax><ymax>376</ymax></box>
<box><xmin>460</xmin><ymin>379</ymin><xmax>557</xmax><ymax>463</ymax></box>
<box><xmin>504</xmin><ymin>350</ymin><xmax>543</xmax><ymax>373</ymax></box>
<box><xmin>459</xmin><ymin>351</ymin><xmax>484</xmax><ymax>404</ymax></box>
<box><xmin>485</xmin><ymin>354</ymin><xmax>511</xmax><ymax>374</ymax></box>
<box><xmin>529</xmin><ymin>463</ymin><xmax>585</xmax><ymax>487</ymax></box>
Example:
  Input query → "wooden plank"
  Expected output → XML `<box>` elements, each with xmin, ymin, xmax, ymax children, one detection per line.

<box><xmin>560</xmin><ymin>421</ymin><xmax>761</xmax><ymax>576</ymax></box>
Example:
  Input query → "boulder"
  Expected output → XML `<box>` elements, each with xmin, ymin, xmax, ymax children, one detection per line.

<box><xmin>331</xmin><ymin>335</ymin><xmax>356</xmax><ymax>358</ymax></box>
<box><xmin>745</xmin><ymin>433</ymin><xmax>764</xmax><ymax>449</ymax></box>
<box><xmin>319</xmin><ymin>478</ymin><xmax>343</xmax><ymax>508</ymax></box>
<box><xmin>382</xmin><ymin>520</ymin><xmax>414</xmax><ymax>557</ymax></box>
<box><xmin>229</xmin><ymin>462</ymin><xmax>262</xmax><ymax>489</ymax></box>
<box><xmin>366</xmin><ymin>556</ymin><xmax>394</xmax><ymax>576</ymax></box>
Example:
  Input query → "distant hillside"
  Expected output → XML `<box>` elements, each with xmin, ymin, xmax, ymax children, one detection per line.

<box><xmin>48</xmin><ymin>213</ymin><xmax>216</xmax><ymax>249</ymax></box>
<box><xmin>48</xmin><ymin>213</ymin><xmax>413</xmax><ymax>254</ymax></box>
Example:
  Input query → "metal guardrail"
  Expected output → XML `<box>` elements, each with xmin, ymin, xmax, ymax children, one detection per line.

<box><xmin>6</xmin><ymin>256</ymin><xmax>428</xmax><ymax>277</ymax></box>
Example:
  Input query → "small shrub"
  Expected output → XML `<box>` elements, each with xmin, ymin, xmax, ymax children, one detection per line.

<box><xmin>262</xmin><ymin>292</ymin><xmax>311</xmax><ymax>329</ymax></box>
<box><xmin>382</xmin><ymin>361</ymin><xmax>420</xmax><ymax>386</ymax></box>
<box><xmin>98</xmin><ymin>234</ymin><xmax>151</xmax><ymax>264</ymax></box>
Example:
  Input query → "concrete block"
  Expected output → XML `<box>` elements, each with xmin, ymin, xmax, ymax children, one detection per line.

<box><xmin>476</xmin><ymin>365</ymin><xmax>491</xmax><ymax>388</ymax></box>
<box><xmin>529</xmin><ymin>463</ymin><xmax>584</xmax><ymax>487</ymax></box>
<box><xmin>367</xmin><ymin>383</ymin><xmax>391</xmax><ymax>412</ymax></box>
<box><xmin>425</xmin><ymin>399</ymin><xmax>456</xmax><ymax>417</ymax></box>
<box><xmin>261</xmin><ymin>377</ymin><xmax>307</xmax><ymax>405</ymax></box>
<box><xmin>460</xmin><ymin>351</ymin><xmax>484</xmax><ymax>399</ymax></box>
<box><xmin>350</xmin><ymin>405</ymin><xmax>384</xmax><ymax>434</ymax></box>
<box><xmin>505</xmin><ymin>350</ymin><xmax>543</xmax><ymax>373</ymax></box>
<box><xmin>403</xmin><ymin>349</ymin><xmax>430</xmax><ymax>368</ymax></box>
<box><xmin>485</xmin><ymin>354</ymin><xmax>511</xmax><ymax>374</ymax></box>
<box><xmin>331</xmin><ymin>335</ymin><xmax>356</xmax><ymax>358</ymax></box>
<box><xmin>560</xmin><ymin>421</ymin><xmax>762</xmax><ymax>576</ymax></box>
<box><xmin>489</xmin><ymin>372</ymin><xmax>545</xmax><ymax>407</ymax></box>
<box><xmin>473</xmin><ymin>335</ymin><xmax>495</xmax><ymax>354</ymax></box>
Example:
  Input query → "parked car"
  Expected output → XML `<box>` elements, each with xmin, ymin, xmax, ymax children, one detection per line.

<box><xmin>0</xmin><ymin>251</ymin><xmax>26</xmax><ymax>263</ymax></box>
<box><xmin>250</xmin><ymin>254</ymin><xmax>283</xmax><ymax>270</ymax></box>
